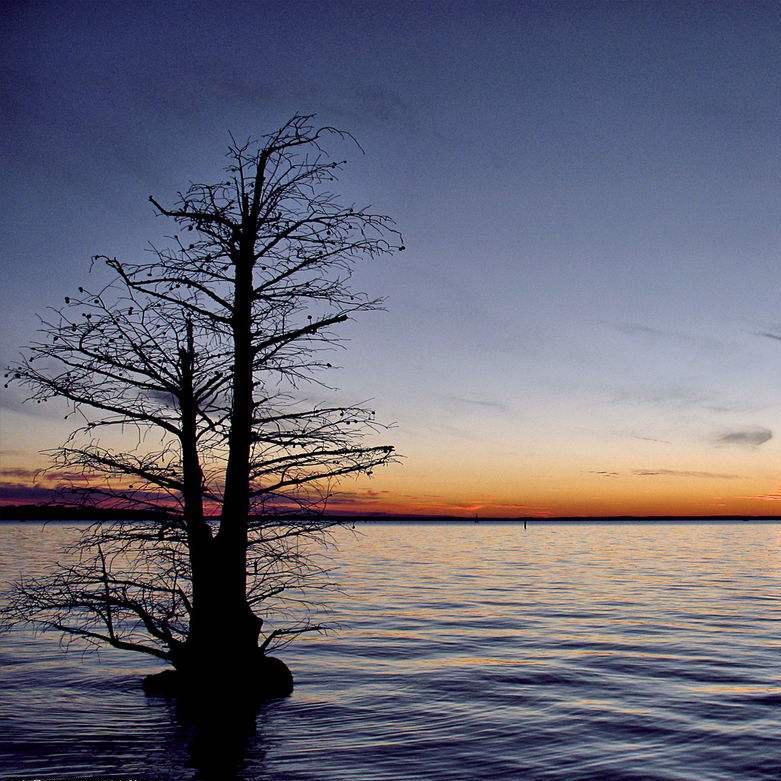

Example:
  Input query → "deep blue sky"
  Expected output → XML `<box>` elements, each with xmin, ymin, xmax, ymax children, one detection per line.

<box><xmin>2</xmin><ymin>1</ymin><xmax>781</xmax><ymax>515</ymax></box>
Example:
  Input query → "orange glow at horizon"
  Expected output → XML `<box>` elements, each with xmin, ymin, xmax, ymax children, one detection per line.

<box><xmin>2</xmin><ymin>408</ymin><xmax>780</xmax><ymax>517</ymax></box>
<box><xmin>2</xmin><ymin>468</ymin><xmax>781</xmax><ymax>517</ymax></box>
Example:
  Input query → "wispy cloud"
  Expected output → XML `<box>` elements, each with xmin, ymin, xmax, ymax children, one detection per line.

<box><xmin>754</xmin><ymin>330</ymin><xmax>781</xmax><ymax>343</ymax></box>
<box><xmin>590</xmin><ymin>468</ymin><xmax>741</xmax><ymax>479</ymax></box>
<box><xmin>749</xmin><ymin>491</ymin><xmax>781</xmax><ymax>502</ymax></box>
<box><xmin>0</xmin><ymin>482</ymin><xmax>179</xmax><ymax>507</ymax></box>
<box><xmin>324</xmin><ymin>489</ymin><xmax>389</xmax><ymax>506</ymax></box>
<box><xmin>630</xmin><ymin>434</ymin><xmax>672</xmax><ymax>445</ymax></box>
<box><xmin>0</xmin><ymin>482</ymin><xmax>60</xmax><ymax>503</ymax></box>
<box><xmin>0</xmin><ymin>467</ymin><xmax>95</xmax><ymax>483</ymax></box>
<box><xmin>436</xmin><ymin>500</ymin><xmax>553</xmax><ymax>516</ymax></box>
<box><xmin>0</xmin><ymin>392</ymin><xmax>61</xmax><ymax>419</ymax></box>
<box><xmin>612</xmin><ymin>386</ymin><xmax>709</xmax><ymax>408</ymax></box>
<box><xmin>602</xmin><ymin>321</ymin><xmax>723</xmax><ymax>350</ymax></box>
<box><xmin>417</xmin><ymin>422</ymin><xmax>483</xmax><ymax>442</ymax></box>
<box><xmin>443</xmin><ymin>394</ymin><xmax>509</xmax><ymax>411</ymax></box>
<box><xmin>714</xmin><ymin>426</ymin><xmax>772</xmax><ymax>448</ymax></box>
<box><xmin>607</xmin><ymin>322</ymin><xmax>672</xmax><ymax>339</ymax></box>
<box><xmin>633</xmin><ymin>469</ymin><xmax>740</xmax><ymax>479</ymax></box>
<box><xmin>612</xmin><ymin>386</ymin><xmax>758</xmax><ymax>414</ymax></box>
<box><xmin>49</xmin><ymin>471</ymin><xmax>96</xmax><ymax>483</ymax></box>
<box><xmin>0</xmin><ymin>467</ymin><xmax>39</xmax><ymax>480</ymax></box>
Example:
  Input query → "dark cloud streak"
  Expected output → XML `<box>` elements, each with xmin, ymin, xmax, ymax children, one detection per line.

<box><xmin>633</xmin><ymin>469</ymin><xmax>740</xmax><ymax>479</ymax></box>
<box><xmin>715</xmin><ymin>427</ymin><xmax>772</xmax><ymax>448</ymax></box>
<box><xmin>444</xmin><ymin>395</ymin><xmax>509</xmax><ymax>411</ymax></box>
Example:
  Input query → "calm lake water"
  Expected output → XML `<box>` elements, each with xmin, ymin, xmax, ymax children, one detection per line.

<box><xmin>0</xmin><ymin>521</ymin><xmax>779</xmax><ymax>780</ymax></box>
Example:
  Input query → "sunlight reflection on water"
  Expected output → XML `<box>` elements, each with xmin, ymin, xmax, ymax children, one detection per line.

<box><xmin>1</xmin><ymin>521</ymin><xmax>779</xmax><ymax>780</ymax></box>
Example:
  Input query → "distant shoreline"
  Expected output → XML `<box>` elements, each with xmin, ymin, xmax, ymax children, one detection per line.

<box><xmin>1</xmin><ymin>505</ymin><xmax>781</xmax><ymax>523</ymax></box>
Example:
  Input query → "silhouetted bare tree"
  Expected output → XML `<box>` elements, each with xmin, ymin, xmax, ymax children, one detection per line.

<box><xmin>2</xmin><ymin>115</ymin><xmax>401</xmax><ymax>698</ymax></box>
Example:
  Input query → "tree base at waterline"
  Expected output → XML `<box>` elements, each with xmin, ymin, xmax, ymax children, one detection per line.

<box><xmin>142</xmin><ymin>654</ymin><xmax>294</xmax><ymax>701</ymax></box>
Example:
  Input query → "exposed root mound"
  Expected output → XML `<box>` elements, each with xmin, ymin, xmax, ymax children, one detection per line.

<box><xmin>143</xmin><ymin>655</ymin><xmax>294</xmax><ymax>701</ymax></box>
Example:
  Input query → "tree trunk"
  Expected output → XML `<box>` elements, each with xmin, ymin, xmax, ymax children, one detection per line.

<box><xmin>172</xmin><ymin>322</ymin><xmax>210</xmax><ymax>674</ymax></box>
<box><xmin>209</xmin><ymin>227</ymin><xmax>262</xmax><ymax>679</ymax></box>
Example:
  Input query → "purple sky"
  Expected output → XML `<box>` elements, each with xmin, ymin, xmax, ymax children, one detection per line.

<box><xmin>2</xmin><ymin>1</ymin><xmax>781</xmax><ymax>515</ymax></box>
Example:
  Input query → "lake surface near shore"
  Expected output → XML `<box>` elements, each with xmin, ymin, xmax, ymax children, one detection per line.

<box><xmin>1</xmin><ymin>520</ymin><xmax>779</xmax><ymax>780</ymax></box>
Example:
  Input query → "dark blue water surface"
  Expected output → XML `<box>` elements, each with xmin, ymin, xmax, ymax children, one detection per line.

<box><xmin>1</xmin><ymin>521</ymin><xmax>779</xmax><ymax>780</ymax></box>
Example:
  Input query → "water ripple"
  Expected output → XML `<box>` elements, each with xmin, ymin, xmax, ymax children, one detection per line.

<box><xmin>1</xmin><ymin>521</ymin><xmax>779</xmax><ymax>780</ymax></box>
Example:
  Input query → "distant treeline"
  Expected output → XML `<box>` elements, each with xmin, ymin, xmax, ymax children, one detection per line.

<box><xmin>2</xmin><ymin>505</ymin><xmax>781</xmax><ymax>523</ymax></box>
<box><xmin>0</xmin><ymin>505</ymin><xmax>176</xmax><ymax>522</ymax></box>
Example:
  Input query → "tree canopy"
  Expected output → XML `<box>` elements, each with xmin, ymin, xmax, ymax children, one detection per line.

<box><xmin>2</xmin><ymin>116</ymin><xmax>402</xmax><ymax>696</ymax></box>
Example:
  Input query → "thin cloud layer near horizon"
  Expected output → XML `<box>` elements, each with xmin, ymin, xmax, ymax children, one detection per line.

<box><xmin>1</xmin><ymin>1</ymin><xmax>781</xmax><ymax>516</ymax></box>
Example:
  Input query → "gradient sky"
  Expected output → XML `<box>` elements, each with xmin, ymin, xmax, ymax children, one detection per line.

<box><xmin>2</xmin><ymin>1</ymin><xmax>781</xmax><ymax>516</ymax></box>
